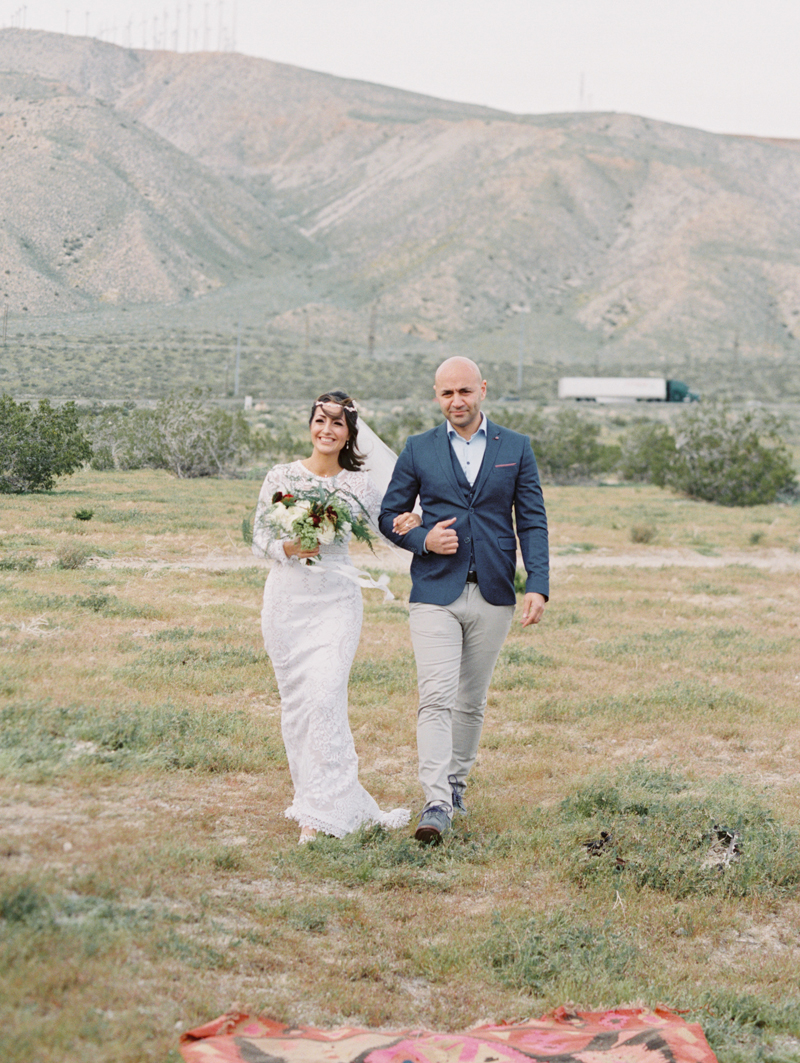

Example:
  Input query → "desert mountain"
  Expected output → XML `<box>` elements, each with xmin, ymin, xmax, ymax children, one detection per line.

<box><xmin>1</xmin><ymin>27</ymin><xmax>799</xmax><ymax>399</ymax></box>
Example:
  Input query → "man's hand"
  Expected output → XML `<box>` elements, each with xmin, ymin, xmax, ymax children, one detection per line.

<box><xmin>425</xmin><ymin>517</ymin><xmax>459</xmax><ymax>555</ymax></box>
<box><xmin>521</xmin><ymin>592</ymin><xmax>546</xmax><ymax>627</ymax></box>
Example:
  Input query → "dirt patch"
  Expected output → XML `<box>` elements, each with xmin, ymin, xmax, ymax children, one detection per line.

<box><xmin>550</xmin><ymin>546</ymin><xmax>800</xmax><ymax>572</ymax></box>
<box><xmin>86</xmin><ymin>546</ymin><xmax>800</xmax><ymax>574</ymax></box>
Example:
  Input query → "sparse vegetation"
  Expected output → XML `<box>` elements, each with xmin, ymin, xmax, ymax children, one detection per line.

<box><xmin>0</xmin><ymin>469</ymin><xmax>798</xmax><ymax>1061</ymax></box>
<box><xmin>498</xmin><ymin>406</ymin><xmax>620</xmax><ymax>483</ymax></box>
<box><xmin>508</xmin><ymin>402</ymin><xmax>799</xmax><ymax>505</ymax></box>
<box><xmin>54</xmin><ymin>541</ymin><xmax>93</xmax><ymax>569</ymax></box>
<box><xmin>665</xmin><ymin>404</ymin><xmax>797</xmax><ymax>506</ymax></box>
<box><xmin>630</xmin><ymin>523</ymin><xmax>657</xmax><ymax>543</ymax></box>
<box><xmin>87</xmin><ymin>390</ymin><xmax>260</xmax><ymax>478</ymax></box>
<box><xmin>617</xmin><ymin>419</ymin><xmax>677</xmax><ymax>485</ymax></box>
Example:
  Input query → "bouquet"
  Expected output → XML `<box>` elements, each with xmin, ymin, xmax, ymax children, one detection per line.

<box><xmin>266</xmin><ymin>483</ymin><xmax>374</xmax><ymax>559</ymax></box>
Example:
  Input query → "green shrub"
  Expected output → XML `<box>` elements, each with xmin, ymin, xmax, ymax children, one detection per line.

<box><xmin>0</xmin><ymin>395</ymin><xmax>92</xmax><ymax>493</ymax></box>
<box><xmin>618</xmin><ymin>406</ymin><xmax>797</xmax><ymax>506</ymax></box>
<box><xmin>617</xmin><ymin>420</ymin><xmax>677</xmax><ymax>485</ymax></box>
<box><xmin>87</xmin><ymin>391</ymin><xmax>258</xmax><ymax>478</ymax></box>
<box><xmin>630</xmin><ymin>523</ymin><xmax>657</xmax><ymax>543</ymax></box>
<box><xmin>56</xmin><ymin>542</ymin><xmax>93</xmax><ymax>570</ymax></box>
<box><xmin>373</xmin><ymin>407</ymin><xmax>442</xmax><ymax>454</ymax></box>
<box><xmin>667</xmin><ymin>405</ymin><xmax>796</xmax><ymax>506</ymax></box>
<box><xmin>501</xmin><ymin>407</ymin><xmax>620</xmax><ymax>483</ymax></box>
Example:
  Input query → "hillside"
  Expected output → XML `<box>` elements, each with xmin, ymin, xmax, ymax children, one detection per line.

<box><xmin>1</xmin><ymin>28</ymin><xmax>799</xmax><ymax>402</ymax></box>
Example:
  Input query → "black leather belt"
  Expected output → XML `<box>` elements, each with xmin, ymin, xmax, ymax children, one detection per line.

<box><xmin>465</xmin><ymin>571</ymin><xmax>478</xmax><ymax>584</ymax></box>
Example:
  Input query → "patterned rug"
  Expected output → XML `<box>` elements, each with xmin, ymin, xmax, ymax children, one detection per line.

<box><xmin>179</xmin><ymin>1007</ymin><xmax>718</xmax><ymax>1062</ymax></box>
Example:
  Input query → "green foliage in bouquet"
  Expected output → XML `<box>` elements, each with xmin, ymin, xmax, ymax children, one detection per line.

<box><xmin>268</xmin><ymin>483</ymin><xmax>374</xmax><ymax>555</ymax></box>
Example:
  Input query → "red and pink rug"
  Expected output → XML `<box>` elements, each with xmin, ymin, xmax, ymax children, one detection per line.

<box><xmin>179</xmin><ymin>1007</ymin><xmax>718</xmax><ymax>1062</ymax></box>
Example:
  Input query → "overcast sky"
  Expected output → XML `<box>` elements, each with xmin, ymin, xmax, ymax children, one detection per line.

<box><xmin>4</xmin><ymin>0</ymin><xmax>800</xmax><ymax>139</ymax></box>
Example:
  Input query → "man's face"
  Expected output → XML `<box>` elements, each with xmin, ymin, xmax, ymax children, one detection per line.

<box><xmin>434</xmin><ymin>361</ymin><xmax>487</xmax><ymax>437</ymax></box>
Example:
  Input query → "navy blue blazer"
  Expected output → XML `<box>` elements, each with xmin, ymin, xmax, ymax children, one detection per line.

<box><xmin>378</xmin><ymin>419</ymin><xmax>549</xmax><ymax>607</ymax></box>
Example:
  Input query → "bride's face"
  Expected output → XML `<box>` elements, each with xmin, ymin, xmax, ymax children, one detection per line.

<box><xmin>310</xmin><ymin>404</ymin><xmax>350</xmax><ymax>459</ymax></box>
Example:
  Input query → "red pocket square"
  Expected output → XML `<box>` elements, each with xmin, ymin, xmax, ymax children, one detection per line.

<box><xmin>495</xmin><ymin>462</ymin><xmax>517</xmax><ymax>467</ymax></box>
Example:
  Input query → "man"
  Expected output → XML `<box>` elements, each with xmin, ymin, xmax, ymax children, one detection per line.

<box><xmin>379</xmin><ymin>357</ymin><xmax>549</xmax><ymax>843</ymax></box>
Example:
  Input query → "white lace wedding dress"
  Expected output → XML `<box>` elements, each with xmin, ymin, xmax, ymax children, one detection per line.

<box><xmin>252</xmin><ymin>460</ymin><xmax>410</xmax><ymax>838</ymax></box>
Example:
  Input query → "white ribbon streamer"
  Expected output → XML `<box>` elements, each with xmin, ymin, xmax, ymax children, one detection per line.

<box><xmin>300</xmin><ymin>557</ymin><xmax>394</xmax><ymax>602</ymax></box>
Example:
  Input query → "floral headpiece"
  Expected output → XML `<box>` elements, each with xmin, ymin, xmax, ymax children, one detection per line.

<box><xmin>314</xmin><ymin>399</ymin><xmax>357</xmax><ymax>415</ymax></box>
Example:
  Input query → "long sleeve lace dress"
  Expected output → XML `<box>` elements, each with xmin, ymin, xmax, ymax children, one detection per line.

<box><xmin>252</xmin><ymin>461</ymin><xmax>409</xmax><ymax>838</ymax></box>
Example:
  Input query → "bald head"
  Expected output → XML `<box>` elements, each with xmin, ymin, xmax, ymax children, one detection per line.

<box><xmin>434</xmin><ymin>357</ymin><xmax>483</xmax><ymax>388</ymax></box>
<box><xmin>433</xmin><ymin>357</ymin><xmax>487</xmax><ymax>438</ymax></box>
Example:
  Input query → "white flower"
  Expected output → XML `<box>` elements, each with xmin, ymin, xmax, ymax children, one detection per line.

<box><xmin>271</xmin><ymin>502</ymin><xmax>307</xmax><ymax>532</ymax></box>
<box><xmin>317</xmin><ymin>520</ymin><xmax>337</xmax><ymax>545</ymax></box>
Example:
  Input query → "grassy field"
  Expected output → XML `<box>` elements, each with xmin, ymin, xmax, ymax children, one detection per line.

<box><xmin>1</xmin><ymin>468</ymin><xmax>800</xmax><ymax>1062</ymax></box>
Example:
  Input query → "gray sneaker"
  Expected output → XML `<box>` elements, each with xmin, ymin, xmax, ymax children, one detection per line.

<box><xmin>449</xmin><ymin>774</ymin><xmax>468</xmax><ymax>815</ymax></box>
<box><xmin>414</xmin><ymin>804</ymin><xmax>451</xmax><ymax>844</ymax></box>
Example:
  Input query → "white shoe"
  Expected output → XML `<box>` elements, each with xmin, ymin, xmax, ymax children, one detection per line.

<box><xmin>298</xmin><ymin>826</ymin><xmax>317</xmax><ymax>845</ymax></box>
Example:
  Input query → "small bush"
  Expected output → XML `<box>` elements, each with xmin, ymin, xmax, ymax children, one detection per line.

<box><xmin>0</xmin><ymin>883</ymin><xmax>51</xmax><ymax>926</ymax></box>
<box><xmin>86</xmin><ymin>390</ymin><xmax>259</xmax><ymax>478</ymax></box>
<box><xmin>666</xmin><ymin>405</ymin><xmax>796</xmax><ymax>506</ymax></box>
<box><xmin>630</xmin><ymin>524</ymin><xmax>657</xmax><ymax>543</ymax></box>
<box><xmin>372</xmin><ymin>407</ymin><xmax>442</xmax><ymax>454</ymax></box>
<box><xmin>56</xmin><ymin>543</ymin><xmax>93</xmax><ymax>570</ymax></box>
<box><xmin>0</xmin><ymin>395</ymin><xmax>92</xmax><ymax>493</ymax></box>
<box><xmin>502</xmin><ymin>407</ymin><xmax>620</xmax><ymax>483</ymax></box>
<box><xmin>618</xmin><ymin>406</ymin><xmax>797</xmax><ymax>506</ymax></box>
<box><xmin>617</xmin><ymin>420</ymin><xmax>676</xmax><ymax>485</ymax></box>
<box><xmin>151</xmin><ymin>391</ymin><xmax>256</xmax><ymax>477</ymax></box>
<box><xmin>89</xmin><ymin>444</ymin><xmax>115</xmax><ymax>471</ymax></box>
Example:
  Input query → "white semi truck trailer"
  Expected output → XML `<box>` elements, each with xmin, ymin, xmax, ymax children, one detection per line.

<box><xmin>558</xmin><ymin>378</ymin><xmax>700</xmax><ymax>403</ymax></box>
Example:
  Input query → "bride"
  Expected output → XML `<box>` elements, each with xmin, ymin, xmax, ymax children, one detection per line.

<box><xmin>252</xmin><ymin>391</ymin><xmax>418</xmax><ymax>844</ymax></box>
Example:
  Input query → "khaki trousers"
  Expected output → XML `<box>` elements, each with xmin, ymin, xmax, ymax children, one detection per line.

<box><xmin>409</xmin><ymin>585</ymin><xmax>514</xmax><ymax>811</ymax></box>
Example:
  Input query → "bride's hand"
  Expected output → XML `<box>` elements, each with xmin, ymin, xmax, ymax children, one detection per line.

<box><xmin>393</xmin><ymin>512</ymin><xmax>421</xmax><ymax>535</ymax></box>
<box><xmin>283</xmin><ymin>539</ymin><xmax>320</xmax><ymax>559</ymax></box>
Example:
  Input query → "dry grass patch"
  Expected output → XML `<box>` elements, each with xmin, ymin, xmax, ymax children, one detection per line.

<box><xmin>1</xmin><ymin>470</ymin><xmax>800</xmax><ymax>1062</ymax></box>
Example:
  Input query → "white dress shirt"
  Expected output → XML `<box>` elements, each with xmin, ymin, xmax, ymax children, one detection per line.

<box><xmin>446</xmin><ymin>413</ymin><xmax>487</xmax><ymax>486</ymax></box>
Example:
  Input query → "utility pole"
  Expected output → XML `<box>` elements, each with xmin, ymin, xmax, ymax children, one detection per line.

<box><xmin>367</xmin><ymin>302</ymin><xmax>377</xmax><ymax>358</ymax></box>
<box><xmin>234</xmin><ymin>315</ymin><xmax>241</xmax><ymax>397</ymax></box>
<box><xmin>514</xmin><ymin>305</ymin><xmax>530</xmax><ymax>393</ymax></box>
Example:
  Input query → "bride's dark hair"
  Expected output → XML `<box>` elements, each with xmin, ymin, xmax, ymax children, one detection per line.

<box><xmin>310</xmin><ymin>390</ymin><xmax>366</xmax><ymax>471</ymax></box>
